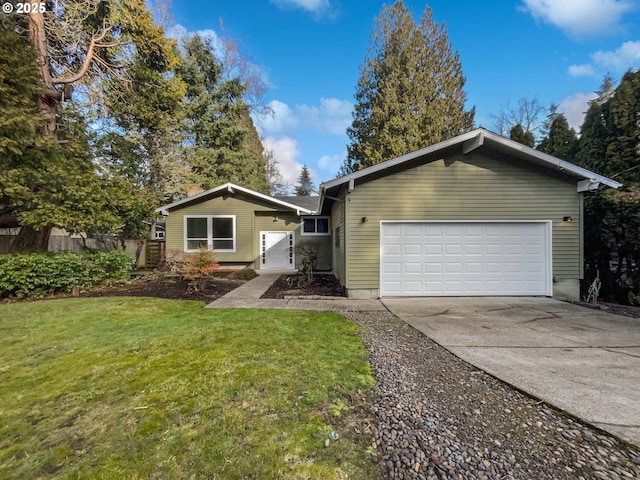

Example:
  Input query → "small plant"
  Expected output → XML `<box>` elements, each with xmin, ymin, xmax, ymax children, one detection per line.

<box><xmin>328</xmin><ymin>398</ymin><xmax>349</xmax><ymax>417</ymax></box>
<box><xmin>181</xmin><ymin>247</ymin><xmax>219</xmax><ymax>291</ymax></box>
<box><xmin>294</xmin><ymin>241</ymin><xmax>317</xmax><ymax>281</ymax></box>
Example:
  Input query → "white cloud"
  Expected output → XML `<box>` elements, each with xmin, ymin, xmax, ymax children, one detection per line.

<box><xmin>259</xmin><ymin>100</ymin><xmax>299</xmax><ymax>134</ymax></box>
<box><xmin>568</xmin><ymin>40</ymin><xmax>640</xmax><ymax>77</ymax></box>
<box><xmin>591</xmin><ymin>40</ymin><xmax>640</xmax><ymax>70</ymax></box>
<box><xmin>262</xmin><ymin>136</ymin><xmax>304</xmax><ymax>186</ymax></box>
<box><xmin>317</xmin><ymin>151</ymin><xmax>345</xmax><ymax>175</ymax></box>
<box><xmin>257</xmin><ymin>98</ymin><xmax>353</xmax><ymax>136</ymax></box>
<box><xmin>559</xmin><ymin>92</ymin><xmax>598</xmax><ymax>130</ymax></box>
<box><xmin>520</xmin><ymin>0</ymin><xmax>635</xmax><ymax>37</ymax></box>
<box><xmin>568</xmin><ymin>64</ymin><xmax>597</xmax><ymax>77</ymax></box>
<box><xmin>298</xmin><ymin>98</ymin><xmax>353</xmax><ymax>135</ymax></box>
<box><xmin>270</xmin><ymin>0</ymin><xmax>330</xmax><ymax>13</ymax></box>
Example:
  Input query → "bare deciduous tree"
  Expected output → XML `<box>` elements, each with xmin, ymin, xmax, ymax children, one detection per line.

<box><xmin>490</xmin><ymin>97</ymin><xmax>547</xmax><ymax>138</ymax></box>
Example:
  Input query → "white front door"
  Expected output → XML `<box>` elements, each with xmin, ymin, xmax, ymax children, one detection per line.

<box><xmin>260</xmin><ymin>231</ymin><xmax>295</xmax><ymax>270</ymax></box>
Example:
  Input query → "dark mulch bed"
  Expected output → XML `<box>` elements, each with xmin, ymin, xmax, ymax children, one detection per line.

<box><xmin>261</xmin><ymin>273</ymin><xmax>343</xmax><ymax>299</ymax></box>
<box><xmin>82</xmin><ymin>270</ymin><xmax>256</xmax><ymax>303</ymax></box>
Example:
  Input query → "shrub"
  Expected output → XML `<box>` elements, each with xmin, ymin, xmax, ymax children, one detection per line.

<box><xmin>0</xmin><ymin>250</ymin><xmax>133</xmax><ymax>299</ymax></box>
<box><xmin>181</xmin><ymin>248</ymin><xmax>219</xmax><ymax>291</ymax></box>
<box><xmin>86</xmin><ymin>250</ymin><xmax>134</xmax><ymax>286</ymax></box>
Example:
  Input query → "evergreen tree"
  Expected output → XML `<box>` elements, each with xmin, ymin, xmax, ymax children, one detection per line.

<box><xmin>607</xmin><ymin>70</ymin><xmax>640</xmax><ymax>184</ymax></box>
<box><xmin>294</xmin><ymin>165</ymin><xmax>314</xmax><ymax>196</ymax></box>
<box><xmin>509</xmin><ymin>124</ymin><xmax>535</xmax><ymax>147</ymax></box>
<box><xmin>343</xmin><ymin>1</ymin><xmax>474</xmax><ymax>173</ymax></box>
<box><xmin>177</xmin><ymin>34</ymin><xmax>268</xmax><ymax>193</ymax></box>
<box><xmin>537</xmin><ymin>114</ymin><xmax>578</xmax><ymax>161</ymax></box>
<box><xmin>574</xmin><ymin>71</ymin><xmax>640</xmax><ymax>303</ymax></box>
<box><xmin>0</xmin><ymin>23</ymin><xmax>45</xmax><ymax>158</ymax></box>
<box><xmin>574</xmin><ymin>78</ymin><xmax>614</xmax><ymax>174</ymax></box>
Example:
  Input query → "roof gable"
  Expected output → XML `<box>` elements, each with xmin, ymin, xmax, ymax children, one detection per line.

<box><xmin>320</xmin><ymin>129</ymin><xmax>622</xmax><ymax>196</ymax></box>
<box><xmin>155</xmin><ymin>183</ymin><xmax>315</xmax><ymax>215</ymax></box>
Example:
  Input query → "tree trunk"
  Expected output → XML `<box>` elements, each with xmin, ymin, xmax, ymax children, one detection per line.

<box><xmin>10</xmin><ymin>225</ymin><xmax>53</xmax><ymax>252</ymax></box>
<box><xmin>28</xmin><ymin>11</ymin><xmax>58</xmax><ymax>136</ymax></box>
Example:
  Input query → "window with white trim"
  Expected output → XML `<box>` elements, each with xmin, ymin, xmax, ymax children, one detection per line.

<box><xmin>184</xmin><ymin>215</ymin><xmax>236</xmax><ymax>252</ymax></box>
<box><xmin>302</xmin><ymin>217</ymin><xmax>330</xmax><ymax>235</ymax></box>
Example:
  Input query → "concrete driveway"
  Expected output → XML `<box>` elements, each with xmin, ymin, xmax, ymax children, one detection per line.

<box><xmin>381</xmin><ymin>297</ymin><xmax>640</xmax><ymax>446</ymax></box>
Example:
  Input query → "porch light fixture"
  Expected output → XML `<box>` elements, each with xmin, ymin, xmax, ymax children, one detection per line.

<box><xmin>361</xmin><ymin>216</ymin><xmax>368</xmax><ymax>223</ymax></box>
<box><xmin>562</xmin><ymin>216</ymin><xmax>573</xmax><ymax>222</ymax></box>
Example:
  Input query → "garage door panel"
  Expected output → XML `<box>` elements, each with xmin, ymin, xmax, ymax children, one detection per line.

<box><xmin>424</xmin><ymin>262</ymin><xmax>442</xmax><ymax>273</ymax></box>
<box><xmin>466</xmin><ymin>262</ymin><xmax>483</xmax><ymax>273</ymax></box>
<box><xmin>383</xmin><ymin>244</ymin><xmax>401</xmax><ymax>255</ymax></box>
<box><xmin>425</xmin><ymin>245</ymin><xmax>443</xmax><ymax>255</ymax></box>
<box><xmin>404</xmin><ymin>244</ymin><xmax>422</xmax><ymax>255</ymax></box>
<box><xmin>465</xmin><ymin>244</ymin><xmax>483</xmax><ymax>255</ymax></box>
<box><xmin>382</xmin><ymin>262</ymin><xmax>402</xmax><ymax>274</ymax></box>
<box><xmin>380</xmin><ymin>222</ymin><xmax>550</xmax><ymax>296</ymax></box>
<box><xmin>404</xmin><ymin>262</ymin><xmax>422</xmax><ymax>274</ymax></box>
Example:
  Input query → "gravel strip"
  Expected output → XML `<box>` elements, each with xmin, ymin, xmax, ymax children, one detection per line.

<box><xmin>345</xmin><ymin>311</ymin><xmax>640</xmax><ymax>480</ymax></box>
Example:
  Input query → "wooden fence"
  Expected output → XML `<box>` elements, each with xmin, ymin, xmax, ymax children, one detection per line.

<box><xmin>0</xmin><ymin>230</ymin><xmax>163</xmax><ymax>269</ymax></box>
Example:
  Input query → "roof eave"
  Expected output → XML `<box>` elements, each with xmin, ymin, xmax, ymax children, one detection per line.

<box><xmin>318</xmin><ymin>128</ymin><xmax>622</xmax><ymax>197</ymax></box>
<box><xmin>155</xmin><ymin>182</ymin><xmax>314</xmax><ymax>215</ymax></box>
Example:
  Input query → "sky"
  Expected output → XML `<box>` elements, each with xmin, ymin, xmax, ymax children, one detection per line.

<box><xmin>167</xmin><ymin>0</ymin><xmax>640</xmax><ymax>190</ymax></box>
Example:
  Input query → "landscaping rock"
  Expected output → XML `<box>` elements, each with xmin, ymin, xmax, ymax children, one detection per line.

<box><xmin>345</xmin><ymin>311</ymin><xmax>640</xmax><ymax>480</ymax></box>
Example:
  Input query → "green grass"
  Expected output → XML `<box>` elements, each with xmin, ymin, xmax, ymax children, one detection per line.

<box><xmin>0</xmin><ymin>298</ymin><xmax>377</xmax><ymax>479</ymax></box>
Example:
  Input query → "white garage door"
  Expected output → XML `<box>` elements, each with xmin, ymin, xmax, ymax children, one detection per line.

<box><xmin>380</xmin><ymin>222</ymin><xmax>551</xmax><ymax>296</ymax></box>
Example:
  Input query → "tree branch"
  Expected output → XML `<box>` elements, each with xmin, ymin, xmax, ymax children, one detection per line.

<box><xmin>51</xmin><ymin>24</ymin><xmax>120</xmax><ymax>85</ymax></box>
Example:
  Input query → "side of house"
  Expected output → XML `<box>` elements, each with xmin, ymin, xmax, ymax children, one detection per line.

<box><xmin>159</xmin><ymin>184</ymin><xmax>330</xmax><ymax>271</ymax></box>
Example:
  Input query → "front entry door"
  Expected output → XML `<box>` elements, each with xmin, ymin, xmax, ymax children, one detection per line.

<box><xmin>260</xmin><ymin>231</ymin><xmax>294</xmax><ymax>270</ymax></box>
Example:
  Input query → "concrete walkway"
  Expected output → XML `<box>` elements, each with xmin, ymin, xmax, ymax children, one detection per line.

<box><xmin>207</xmin><ymin>271</ymin><xmax>386</xmax><ymax>312</ymax></box>
<box><xmin>382</xmin><ymin>297</ymin><xmax>640</xmax><ymax>446</ymax></box>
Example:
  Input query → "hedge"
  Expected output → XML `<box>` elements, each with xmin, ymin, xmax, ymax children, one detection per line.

<box><xmin>0</xmin><ymin>250</ymin><xmax>133</xmax><ymax>299</ymax></box>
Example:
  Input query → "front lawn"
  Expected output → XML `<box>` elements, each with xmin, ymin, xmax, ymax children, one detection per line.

<box><xmin>0</xmin><ymin>298</ymin><xmax>377</xmax><ymax>479</ymax></box>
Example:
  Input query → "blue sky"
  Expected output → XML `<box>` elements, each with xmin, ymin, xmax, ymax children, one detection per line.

<box><xmin>168</xmin><ymin>0</ymin><xmax>640</xmax><ymax>190</ymax></box>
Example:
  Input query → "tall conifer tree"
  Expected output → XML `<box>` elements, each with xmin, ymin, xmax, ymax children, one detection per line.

<box><xmin>343</xmin><ymin>1</ymin><xmax>474</xmax><ymax>173</ymax></box>
<box><xmin>177</xmin><ymin>34</ymin><xmax>268</xmax><ymax>193</ymax></box>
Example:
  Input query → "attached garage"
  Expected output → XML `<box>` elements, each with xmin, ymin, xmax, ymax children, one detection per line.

<box><xmin>380</xmin><ymin>221</ymin><xmax>552</xmax><ymax>297</ymax></box>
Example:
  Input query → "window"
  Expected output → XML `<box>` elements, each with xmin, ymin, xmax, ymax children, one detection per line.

<box><xmin>302</xmin><ymin>217</ymin><xmax>330</xmax><ymax>235</ymax></box>
<box><xmin>335</xmin><ymin>226</ymin><xmax>341</xmax><ymax>248</ymax></box>
<box><xmin>185</xmin><ymin>216</ymin><xmax>235</xmax><ymax>252</ymax></box>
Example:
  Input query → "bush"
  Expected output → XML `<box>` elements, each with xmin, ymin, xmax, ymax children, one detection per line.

<box><xmin>0</xmin><ymin>250</ymin><xmax>133</xmax><ymax>299</ymax></box>
<box><xmin>86</xmin><ymin>250</ymin><xmax>134</xmax><ymax>286</ymax></box>
<box><xmin>181</xmin><ymin>248</ymin><xmax>219</xmax><ymax>291</ymax></box>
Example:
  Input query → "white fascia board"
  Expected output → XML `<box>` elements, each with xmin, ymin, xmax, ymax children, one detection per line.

<box><xmin>577</xmin><ymin>179</ymin><xmax>601</xmax><ymax>192</ymax></box>
<box><xmin>462</xmin><ymin>131</ymin><xmax>484</xmax><ymax>154</ymax></box>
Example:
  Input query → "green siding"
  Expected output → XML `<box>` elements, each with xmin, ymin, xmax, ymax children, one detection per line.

<box><xmin>345</xmin><ymin>150</ymin><xmax>582</xmax><ymax>290</ymax></box>
<box><xmin>297</xmin><ymin>234</ymin><xmax>332</xmax><ymax>271</ymax></box>
<box><xmin>166</xmin><ymin>193</ymin><xmax>297</xmax><ymax>265</ymax></box>
<box><xmin>331</xmin><ymin>189</ymin><xmax>346</xmax><ymax>284</ymax></box>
